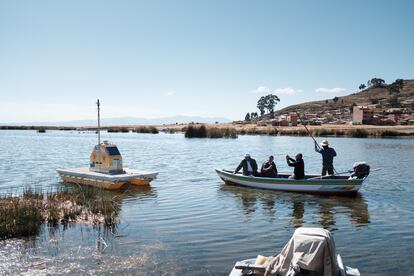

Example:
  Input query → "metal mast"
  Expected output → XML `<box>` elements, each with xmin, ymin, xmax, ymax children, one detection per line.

<box><xmin>97</xmin><ymin>99</ymin><xmax>101</xmax><ymax>145</ymax></box>
<box><xmin>97</xmin><ymin>99</ymin><xmax>101</xmax><ymax>171</ymax></box>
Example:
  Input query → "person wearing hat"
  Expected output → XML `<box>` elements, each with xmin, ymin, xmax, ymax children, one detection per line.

<box><xmin>261</xmin><ymin>155</ymin><xmax>278</xmax><ymax>178</ymax></box>
<box><xmin>315</xmin><ymin>140</ymin><xmax>337</xmax><ymax>175</ymax></box>
<box><xmin>234</xmin><ymin>153</ymin><xmax>258</xmax><ymax>176</ymax></box>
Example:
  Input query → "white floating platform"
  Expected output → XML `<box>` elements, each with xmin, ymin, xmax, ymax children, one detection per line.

<box><xmin>57</xmin><ymin>167</ymin><xmax>158</xmax><ymax>190</ymax></box>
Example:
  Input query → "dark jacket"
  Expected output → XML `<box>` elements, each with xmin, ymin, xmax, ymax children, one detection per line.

<box><xmin>235</xmin><ymin>158</ymin><xmax>258</xmax><ymax>176</ymax></box>
<box><xmin>286</xmin><ymin>157</ymin><xmax>305</xmax><ymax>179</ymax></box>
<box><xmin>261</xmin><ymin>161</ymin><xmax>278</xmax><ymax>177</ymax></box>
<box><xmin>315</xmin><ymin>145</ymin><xmax>337</xmax><ymax>166</ymax></box>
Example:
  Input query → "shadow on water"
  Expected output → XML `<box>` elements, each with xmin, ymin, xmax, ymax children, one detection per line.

<box><xmin>218</xmin><ymin>184</ymin><xmax>370</xmax><ymax>230</ymax></box>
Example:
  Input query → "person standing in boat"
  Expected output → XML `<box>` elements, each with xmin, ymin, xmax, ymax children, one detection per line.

<box><xmin>286</xmin><ymin>153</ymin><xmax>305</xmax><ymax>179</ymax></box>
<box><xmin>315</xmin><ymin>140</ymin><xmax>337</xmax><ymax>175</ymax></box>
<box><xmin>261</xmin><ymin>155</ymin><xmax>278</xmax><ymax>178</ymax></box>
<box><xmin>234</xmin><ymin>153</ymin><xmax>258</xmax><ymax>176</ymax></box>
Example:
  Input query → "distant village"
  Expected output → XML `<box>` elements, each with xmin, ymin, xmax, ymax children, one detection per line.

<box><xmin>255</xmin><ymin>100</ymin><xmax>414</xmax><ymax>127</ymax></box>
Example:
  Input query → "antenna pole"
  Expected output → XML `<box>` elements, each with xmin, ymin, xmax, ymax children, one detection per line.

<box><xmin>97</xmin><ymin>99</ymin><xmax>101</xmax><ymax>145</ymax></box>
<box><xmin>97</xmin><ymin>99</ymin><xmax>101</xmax><ymax>172</ymax></box>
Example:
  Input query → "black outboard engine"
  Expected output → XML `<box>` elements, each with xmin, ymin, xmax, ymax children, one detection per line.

<box><xmin>352</xmin><ymin>162</ymin><xmax>370</xmax><ymax>179</ymax></box>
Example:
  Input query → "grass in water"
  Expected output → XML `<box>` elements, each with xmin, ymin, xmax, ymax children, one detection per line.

<box><xmin>133</xmin><ymin>126</ymin><xmax>159</xmax><ymax>134</ymax></box>
<box><xmin>185</xmin><ymin>125</ymin><xmax>237</xmax><ymax>138</ymax></box>
<box><xmin>184</xmin><ymin>125</ymin><xmax>207</xmax><ymax>138</ymax></box>
<box><xmin>0</xmin><ymin>186</ymin><xmax>120</xmax><ymax>239</ymax></box>
<box><xmin>350</xmin><ymin>128</ymin><xmax>368</xmax><ymax>138</ymax></box>
<box><xmin>107</xmin><ymin>127</ymin><xmax>130</xmax><ymax>133</ymax></box>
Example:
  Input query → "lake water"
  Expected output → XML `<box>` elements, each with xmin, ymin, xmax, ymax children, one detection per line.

<box><xmin>0</xmin><ymin>130</ymin><xmax>413</xmax><ymax>275</ymax></box>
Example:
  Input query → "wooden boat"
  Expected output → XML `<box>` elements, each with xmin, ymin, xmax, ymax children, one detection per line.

<box><xmin>57</xmin><ymin>100</ymin><xmax>158</xmax><ymax>190</ymax></box>
<box><xmin>216</xmin><ymin>169</ymin><xmax>365</xmax><ymax>195</ymax></box>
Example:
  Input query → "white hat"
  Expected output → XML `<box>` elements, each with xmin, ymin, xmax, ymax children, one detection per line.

<box><xmin>244</xmin><ymin>153</ymin><xmax>251</xmax><ymax>158</ymax></box>
<box><xmin>320</xmin><ymin>140</ymin><xmax>329</xmax><ymax>146</ymax></box>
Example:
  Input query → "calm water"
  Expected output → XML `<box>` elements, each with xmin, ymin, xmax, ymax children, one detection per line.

<box><xmin>0</xmin><ymin>130</ymin><xmax>413</xmax><ymax>275</ymax></box>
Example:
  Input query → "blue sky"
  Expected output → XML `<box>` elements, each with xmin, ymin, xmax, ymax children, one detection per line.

<box><xmin>1</xmin><ymin>0</ymin><xmax>413</xmax><ymax>122</ymax></box>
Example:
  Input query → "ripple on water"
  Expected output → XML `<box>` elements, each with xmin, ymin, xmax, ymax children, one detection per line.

<box><xmin>0</xmin><ymin>131</ymin><xmax>413</xmax><ymax>275</ymax></box>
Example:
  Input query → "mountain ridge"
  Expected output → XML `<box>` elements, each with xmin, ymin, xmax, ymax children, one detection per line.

<box><xmin>1</xmin><ymin>115</ymin><xmax>232</xmax><ymax>127</ymax></box>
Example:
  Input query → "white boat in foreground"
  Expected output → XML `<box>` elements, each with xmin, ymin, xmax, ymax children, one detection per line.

<box><xmin>230</xmin><ymin>227</ymin><xmax>360</xmax><ymax>276</ymax></box>
<box><xmin>216</xmin><ymin>169</ymin><xmax>366</xmax><ymax>196</ymax></box>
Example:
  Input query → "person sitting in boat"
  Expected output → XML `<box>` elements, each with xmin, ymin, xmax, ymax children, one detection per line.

<box><xmin>315</xmin><ymin>140</ymin><xmax>337</xmax><ymax>175</ymax></box>
<box><xmin>234</xmin><ymin>153</ymin><xmax>258</xmax><ymax>176</ymax></box>
<box><xmin>286</xmin><ymin>153</ymin><xmax>305</xmax><ymax>179</ymax></box>
<box><xmin>261</xmin><ymin>155</ymin><xmax>278</xmax><ymax>178</ymax></box>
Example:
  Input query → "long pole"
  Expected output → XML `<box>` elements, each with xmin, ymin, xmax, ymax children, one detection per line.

<box><xmin>97</xmin><ymin>99</ymin><xmax>101</xmax><ymax>171</ymax></box>
<box><xmin>295</xmin><ymin>111</ymin><xmax>338</xmax><ymax>174</ymax></box>
<box><xmin>295</xmin><ymin>111</ymin><xmax>320</xmax><ymax>149</ymax></box>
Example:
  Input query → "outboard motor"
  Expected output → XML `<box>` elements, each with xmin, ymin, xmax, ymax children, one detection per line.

<box><xmin>352</xmin><ymin>162</ymin><xmax>370</xmax><ymax>179</ymax></box>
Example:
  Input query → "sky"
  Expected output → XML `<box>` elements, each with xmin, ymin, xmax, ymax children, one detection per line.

<box><xmin>1</xmin><ymin>0</ymin><xmax>413</xmax><ymax>123</ymax></box>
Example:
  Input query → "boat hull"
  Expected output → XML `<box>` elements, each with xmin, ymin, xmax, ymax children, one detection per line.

<box><xmin>216</xmin><ymin>169</ymin><xmax>364</xmax><ymax>196</ymax></box>
<box><xmin>57</xmin><ymin>167</ymin><xmax>158</xmax><ymax>190</ymax></box>
<box><xmin>229</xmin><ymin>255</ymin><xmax>360</xmax><ymax>276</ymax></box>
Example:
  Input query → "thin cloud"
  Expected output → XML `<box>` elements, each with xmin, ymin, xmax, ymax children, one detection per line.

<box><xmin>254</xmin><ymin>86</ymin><xmax>301</xmax><ymax>95</ymax></box>
<box><xmin>254</xmin><ymin>86</ymin><xmax>271</xmax><ymax>94</ymax></box>
<box><xmin>315</xmin><ymin>87</ymin><xmax>346</xmax><ymax>94</ymax></box>
<box><xmin>162</xmin><ymin>91</ymin><xmax>174</xmax><ymax>97</ymax></box>
<box><xmin>274</xmin><ymin>87</ymin><xmax>303</xmax><ymax>95</ymax></box>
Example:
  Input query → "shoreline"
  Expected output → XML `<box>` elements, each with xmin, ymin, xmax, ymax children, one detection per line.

<box><xmin>1</xmin><ymin>123</ymin><xmax>413</xmax><ymax>138</ymax></box>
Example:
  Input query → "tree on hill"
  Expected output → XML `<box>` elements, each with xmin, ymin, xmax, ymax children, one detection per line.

<box><xmin>367</xmin><ymin>78</ymin><xmax>385</xmax><ymax>88</ymax></box>
<box><xmin>264</xmin><ymin>94</ymin><xmax>280</xmax><ymax>117</ymax></box>
<box><xmin>257</xmin><ymin>94</ymin><xmax>280</xmax><ymax>118</ymax></box>
<box><xmin>257</xmin><ymin>97</ymin><xmax>266</xmax><ymax>116</ymax></box>
<box><xmin>359</xmin><ymin>84</ymin><xmax>366</xmax><ymax>90</ymax></box>
<box><xmin>333</xmin><ymin>96</ymin><xmax>339</xmax><ymax>103</ymax></box>
<box><xmin>370</xmin><ymin>98</ymin><xmax>379</xmax><ymax>104</ymax></box>
<box><xmin>388</xmin><ymin>95</ymin><xmax>400</xmax><ymax>107</ymax></box>
<box><xmin>245</xmin><ymin>113</ymin><xmax>251</xmax><ymax>121</ymax></box>
<box><xmin>388</xmin><ymin>79</ymin><xmax>404</xmax><ymax>94</ymax></box>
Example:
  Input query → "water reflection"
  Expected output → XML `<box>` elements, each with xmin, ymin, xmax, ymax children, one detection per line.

<box><xmin>0</xmin><ymin>185</ymin><xmax>158</xmax><ymax>274</ymax></box>
<box><xmin>61</xmin><ymin>182</ymin><xmax>158</xmax><ymax>202</ymax></box>
<box><xmin>219</xmin><ymin>184</ymin><xmax>370</xmax><ymax>230</ymax></box>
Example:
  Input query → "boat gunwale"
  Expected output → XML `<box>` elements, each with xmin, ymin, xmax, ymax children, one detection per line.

<box><xmin>216</xmin><ymin>169</ymin><xmax>365</xmax><ymax>185</ymax></box>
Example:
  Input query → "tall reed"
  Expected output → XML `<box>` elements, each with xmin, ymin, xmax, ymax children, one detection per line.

<box><xmin>133</xmin><ymin>126</ymin><xmax>159</xmax><ymax>134</ymax></box>
<box><xmin>0</xmin><ymin>186</ymin><xmax>120</xmax><ymax>239</ymax></box>
<box><xmin>185</xmin><ymin>125</ymin><xmax>237</xmax><ymax>138</ymax></box>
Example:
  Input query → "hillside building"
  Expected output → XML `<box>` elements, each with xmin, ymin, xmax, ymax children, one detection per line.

<box><xmin>352</xmin><ymin>106</ymin><xmax>374</xmax><ymax>124</ymax></box>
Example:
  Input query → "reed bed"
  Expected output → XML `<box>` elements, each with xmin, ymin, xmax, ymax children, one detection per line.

<box><xmin>349</xmin><ymin>128</ymin><xmax>369</xmax><ymax>138</ymax></box>
<box><xmin>379</xmin><ymin>130</ymin><xmax>400</xmax><ymax>137</ymax></box>
<box><xmin>0</xmin><ymin>186</ymin><xmax>120</xmax><ymax>239</ymax></box>
<box><xmin>184</xmin><ymin>125</ymin><xmax>237</xmax><ymax>138</ymax></box>
<box><xmin>133</xmin><ymin>126</ymin><xmax>159</xmax><ymax>134</ymax></box>
<box><xmin>107</xmin><ymin>127</ymin><xmax>130</xmax><ymax>133</ymax></box>
<box><xmin>207</xmin><ymin>127</ymin><xmax>237</xmax><ymax>138</ymax></box>
<box><xmin>161</xmin><ymin>128</ymin><xmax>179</xmax><ymax>134</ymax></box>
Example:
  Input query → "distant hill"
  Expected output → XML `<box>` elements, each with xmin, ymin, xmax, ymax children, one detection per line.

<box><xmin>1</xmin><ymin>115</ymin><xmax>231</xmax><ymax>127</ymax></box>
<box><xmin>277</xmin><ymin>79</ymin><xmax>414</xmax><ymax>116</ymax></box>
